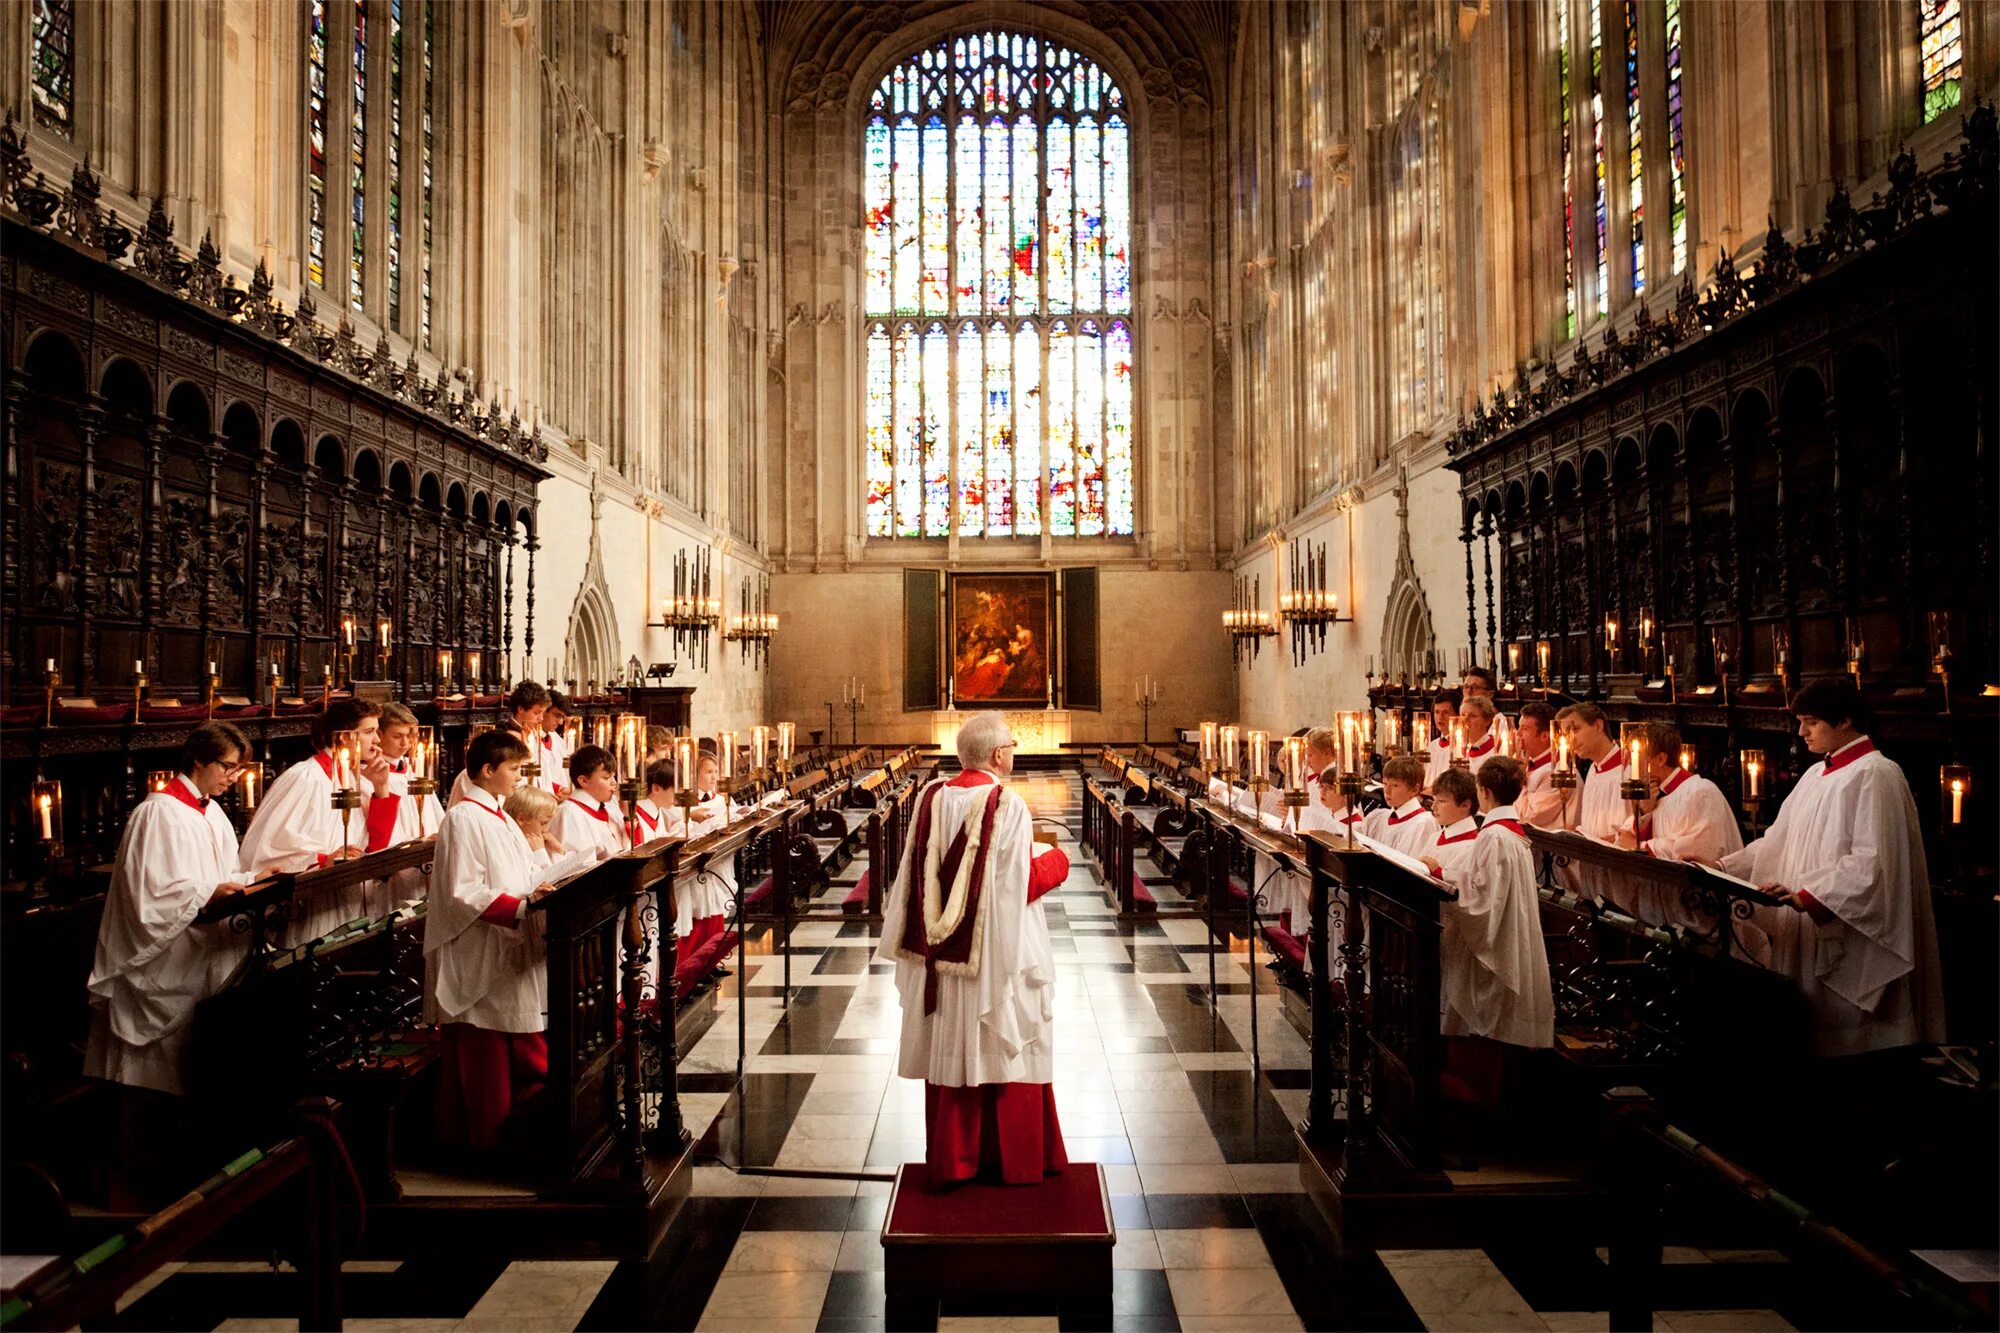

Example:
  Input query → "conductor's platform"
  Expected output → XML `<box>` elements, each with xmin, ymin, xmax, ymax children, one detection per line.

<box><xmin>881</xmin><ymin>1162</ymin><xmax>1114</xmax><ymax>1326</ymax></box>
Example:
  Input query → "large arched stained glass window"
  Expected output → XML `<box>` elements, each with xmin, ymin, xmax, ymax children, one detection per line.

<box><xmin>863</xmin><ymin>33</ymin><xmax>1135</xmax><ymax>540</ymax></box>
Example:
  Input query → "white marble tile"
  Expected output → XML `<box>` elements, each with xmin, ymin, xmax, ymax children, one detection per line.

<box><xmin>1164</xmin><ymin>1267</ymin><xmax>1298</xmax><ymax>1318</ymax></box>
<box><xmin>1380</xmin><ymin>1251</ymin><xmax>1542</xmax><ymax>1326</ymax></box>
<box><xmin>693</xmin><ymin>1165</ymin><xmax>768</xmax><ymax>1196</ymax></box>
<box><xmin>1176</xmin><ymin>1050</ymin><xmax>1255</xmax><ymax>1071</ymax></box>
<box><xmin>1102</xmin><ymin>1163</ymin><xmax>1143</xmax><ymax>1194</ymax></box>
<box><xmin>1127</xmin><ymin>1134</ymin><xmax>1226</xmax><ymax>1165</ymax></box>
<box><xmin>459</xmin><ymin>1259</ymin><xmax>617</xmax><ymax>1331</ymax></box>
<box><xmin>835</xmin><ymin>1229</ymin><xmax>886</xmax><ymax>1270</ymax></box>
<box><xmin>772</xmin><ymin>1137</ymin><xmax>871</xmax><ymax>1170</ymax></box>
<box><xmin>745</xmin><ymin>1053</ymin><xmax>825</xmax><ymax>1074</ymax></box>
<box><xmin>786</xmin><ymin>1113</ymin><xmax>881</xmax><ymax>1140</ymax></box>
<box><xmin>1113</xmin><ymin>1227</ymin><xmax>1165</xmax><ymax>1269</ymax></box>
<box><xmin>1155</xmin><ymin>1228</ymin><xmax>1278</xmax><ymax>1269</ymax></box>
<box><xmin>1539</xmin><ymin>1314</ymin><xmax>1671</xmax><ymax>1332</ymax></box>
<box><xmin>696</xmin><ymin>1271</ymin><xmax>833</xmax><ymax>1327</ymax></box>
<box><xmin>1231</xmin><ymin>1163</ymin><xmax>1307</xmax><ymax>1194</ymax></box>
<box><xmin>937</xmin><ymin>1318</ymin><xmax>1061</xmax><ymax>1332</ymax></box>
<box><xmin>722</xmin><ymin>1230</ymin><xmax>844</xmax><ymax>1272</ymax></box>
<box><xmin>757</xmin><ymin>1173</ymin><xmax>859</xmax><ymax>1197</ymax></box>
<box><xmin>1135</xmin><ymin>1163</ymin><xmax>1237</xmax><ymax>1194</ymax></box>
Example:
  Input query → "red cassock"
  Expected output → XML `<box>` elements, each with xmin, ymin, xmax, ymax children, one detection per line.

<box><xmin>878</xmin><ymin>769</ymin><xmax>1071</xmax><ymax>1184</ymax></box>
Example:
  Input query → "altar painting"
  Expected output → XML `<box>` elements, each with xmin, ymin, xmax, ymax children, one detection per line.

<box><xmin>949</xmin><ymin>573</ymin><xmax>1052</xmax><ymax>707</ymax></box>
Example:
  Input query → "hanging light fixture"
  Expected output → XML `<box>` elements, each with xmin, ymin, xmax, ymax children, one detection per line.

<box><xmin>724</xmin><ymin>572</ymin><xmax>778</xmax><ymax>668</ymax></box>
<box><xmin>650</xmin><ymin>545</ymin><xmax>722</xmax><ymax>671</ymax></box>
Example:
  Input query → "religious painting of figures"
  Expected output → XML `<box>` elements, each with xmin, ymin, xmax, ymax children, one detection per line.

<box><xmin>949</xmin><ymin>573</ymin><xmax>1052</xmax><ymax>707</ymax></box>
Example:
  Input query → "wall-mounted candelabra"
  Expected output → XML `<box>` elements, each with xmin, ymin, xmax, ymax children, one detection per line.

<box><xmin>725</xmin><ymin>573</ymin><xmax>778</xmax><ymax>669</ymax></box>
<box><xmin>1279</xmin><ymin>538</ymin><xmax>1350</xmax><ymax>665</ymax></box>
<box><xmin>1223</xmin><ymin>576</ymin><xmax>1278</xmax><ymax>666</ymax></box>
<box><xmin>653</xmin><ymin>546</ymin><xmax>722</xmax><ymax>671</ymax></box>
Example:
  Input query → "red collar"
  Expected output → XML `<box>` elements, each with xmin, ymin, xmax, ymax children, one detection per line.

<box><xmin>634</xmin><ymin>802</ymin><xmax>661</xmax><ymax>833</ymax></box>
<box><xmin>391</xmin><ymin>757</ymin><xmax>408</xmax><ymax>773</ymax></box>
<box><xmin>164</xmin><ymin>776</ymin><xmax>210</xmax><ymax>814</ymax></box>
<box><xmin>1464</xmin><ymin>736</ymin><xmax>1496</xmax><ymax>758</ymax></box>
<box><xmin>1527</xmin><ymin>750</ymin><xmax>1553</xmax><ymax>771</ymax></box>
<box><xmin>1590</xmin><ymin>752</ymin><xmax>1622</xmax><ymax>776</ymax></box>
<box><xmin>1484</xmin><ymin>817</ymin><xmax>1526</xmax><ymax>839</ymax></box>
<box><xmin>948</xmin><ymin>770</ymin><xmax>998</xmax><ymax>788</ymax></box>
<box><xmin>542</xmin><ymin>734</ymin><xmax>555</xmax><ymax>749</ymax></box>
<box><xmin>314</xmin><ymin>751</ymin><xmax>335</xmax><ymax>779</ymax></box>
<box><xmin>1822</xmin><ymin>738</ymin><xmax>1876</xmax><ymax>774</ymax></box>
<box><xmin>568</xmin><ymin>797</ymin><xmax>612</xmax><ymax>822</ymax></box>
<box><xmin>466</xmin><ymin>788</ymin><xmax>508</xmax><ymax>822</ymax></box>
<box><xmin>1337</xmin><ymin>810</ymin><xmax>1361</xmax><ymax>824</ymax></box>
<box><xmin>1437</xmin><ymin>826</ymin><xmax>1479</xmax><ymax>846</ymax></box>
<box><xmin>1387</xmin><ymin>804</ymin><xmax>1427</xmax><ymax>825</ymax></box>
<box><xmin>1659</xmin><ymin>769</ymin><xmax>1690</xmax><ymax>798</ymax></box>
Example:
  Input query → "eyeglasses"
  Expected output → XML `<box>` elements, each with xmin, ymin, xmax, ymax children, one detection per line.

<box><xmin>217</xmin><ymin>761</ymin><xmax>248</xmax><ymax>775</ymax></box>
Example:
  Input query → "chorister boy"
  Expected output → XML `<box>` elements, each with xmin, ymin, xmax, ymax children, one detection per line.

<box><xmin>549</xmin><ymin>744</ymin><xmax>629</xmax><ymax>858</ymax></box>
<box><xmin>1560</xmin><ymin>703</ymin><xmax>1625</xmax><ymax>840</ymax></box>
<box><xmin>376</xmin><ymin>701</ymin><xmax>442</xmax><ymax>910</ymax></box>
<box><xmin>239</xmin><ymin>698</ymin><xmax>400</xmax><ymax>942</ymax></box>
<box><xmin>1422</xmin><ymin>767</ymin><xmax>1483</xmax><ymax>886</ymax></box>
<box><xmin>423</xmin><ymin>728</ymin><xmax>556</xmax><ymax>1153</ymax></box>
<box><xmin>1364</xmin><ymin>756</ymin><xmax>1439</xmax><ymax>857</ymax></box>
<box><xmin>1423</xmin><ymin>693</ymin><xmax>1459</xmax><ymax>790</ymax></box>
<box><xmin>537</xmin><ymin>695</ymin><xmax>574</xmax><ymax>797</ymax></box>
<box><xmin>1428</xmin><ymin>755</ymin><xmax>1555</xmax><ymax>1070</ymax></box>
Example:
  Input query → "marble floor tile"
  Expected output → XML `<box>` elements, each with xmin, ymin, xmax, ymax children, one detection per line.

<box><xmin>834</xmin><ymin>1229</ymin><xmax>885</xmax><ymax>1271</ymax></box>
<box><xmin>460</xmin><ymin>1258</ymin><xmax>618</xmax><ymax>1331</ymax></box>
<box><xmin>696</xmin><ymin>1270</ymin><xmax>834</xmax><ymax>1327</ymax></box>
<box><xmin>1230</xmin><ymin>1163</ymin><xmax>1307</xmax><ymax>1194</ymax></box>
<box><xmin>936</xmin><ymin>1318</ymin><xmax>1061</xmax><ymax>1331</ymax></box>
<box><xmin>1657</xmin><ymin>1313</ymin><xmax>1794</xmax><ymax>1332</ymax></box>
<box><xmin>1135</xmin><ymin>1163</ymin><xmax>1238</xmax><ymax>1194</ymax></box>
<box><xmin>771</xmin><ymin>1137</ymin><xmax>872</xmax><ymax>1170</ymax></box>
<box><xmin>1176</xmin><ymin>1317</ymin><xmax>1306</xmax><ymax>1333</ymax></box>
<box><xmin>1127</xmin><ymin>1134</ymin><xmax>1227</xmax><ymax>1165</ymax></box>
<box><xmin>721</xmin><ymin>1230</ymin><xmax>845</xmax><ymax>1272</ymax></box>
<box><xmin>1154</xmin><ymin>1227</ymin><xmax>1279</xmax><ymax>1270</ymax></box>
<box><xmin>1164</xmin><ymin>1266</ymin><xmax>1300</xmax><ymax>1318</ymax></box>
<box><xmin>1381</xmin><ymin>1251</ymin><xmax>1544</xmax><ymax>1326</ymax></box>
<box><xmin>1113</xmin><ymin>1227</ymin><xmax>1165</xmax><ymax>1269</ymax></box>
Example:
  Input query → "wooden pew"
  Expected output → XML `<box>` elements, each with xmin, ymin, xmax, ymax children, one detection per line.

<box><xmin>843</xmin><ymin>757</ymin><xmax>932</xmax><ymax>918</ymax></box>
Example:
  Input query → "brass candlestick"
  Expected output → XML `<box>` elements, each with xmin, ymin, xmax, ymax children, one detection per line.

<box><xmin>622</xmin><ymin>778</ymin><xmax>646</xmax><ymax>846</ymax></box>
<box><xmin>673</xmin><ymin>785</ymin><xmax>699</xmax><ymax>840</ymax></box>
<box><xmin>206</xmin><ymin>672</ymin><xmax>221</xmax><ymax>720</ymax></box>
<box><xmin>1338</xmin><ymin>772</ymin><xmax>1366</xmax><ymax>847</ymax></box>
<box><xmin>1281</xmin><ymin>787</ymin><xmax>1309</xmax><ymax>834</ymax></box>
<box><xmin>408</xmin><ymin>775</ymin><xmax>438</xmax><ymax>838</ymax></box>
<box><xmin>43</xmin><ymin>667</ymin><xmax>58</xmax><ymax>728</ymax></box>
<box><xmin>717</xmin><ymin>775</ymin><xmax>741</xmax><ymax>830</ymax></box>
<box><xmin>333</xmin><ymin>786</ymin><xmax>362</xmax><ymax>856</ymax></box>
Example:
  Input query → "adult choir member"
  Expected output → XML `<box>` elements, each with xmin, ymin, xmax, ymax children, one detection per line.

<box><xmin>85</xmin><ymin>723</ymin><xmax>255</xmax><ymax>1204</ymax></box>
<box><xmin>1365</xmin><ymin>757</ymin><xmax>1438</xmax><ymax>858</ymax></box>
<box><xmin>877</xmin><ymin>712</ymin><xmax>1071</xmax><ymax>1184</ymax></box>
<box><xmin>1514</xmin><ymin>703</ymin><xmax>1565</xmax><ymax>828</ymax></box>
<box><xmin>1456</xmin><ymin>696</ymin><xmax>1502</xmax><ymax>774</ymax></box>
<box><xmin>1423</xmin><ymin>693</ymin><xmax>1459</xmax><ymax>790</ymax></box>
<box><xmin>1614</xmin><ymin>722</ymin><xmax>1743</xmax><ymax>866</ymax></box>
<box><xmin>423</xmin><ymin>728</ymin><xmax>556</xmax><ymax>1153</ymax></box>
<box><xmin>238</xmin><ymin>698</ymin><xmax>399</xmax><ymax>942</ymax></box>
<box><xmin>1721</xmin><ymin>679</ymin><xmax>1945</xmax><ymax>1058</ymax></box>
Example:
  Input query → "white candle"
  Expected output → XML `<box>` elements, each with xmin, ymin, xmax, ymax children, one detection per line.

<box><xmin>133</xmin><ymin>659</ymin><xmax>144</xmax><ymax>674</ymax></box>
<box><xmin>37</xmin><ymin>794</ymin><xmax>53</xmax><ymax>840</ymax></box>
<box><xmin>209</xmin><ymin>660</ymin><xmax>218</xmax><ymax>676</ymax></box>
<box><xmin>45</xmin><ymin>658</ymin><xmax>55</xmax><ymax>672</ymax></box>
<box><xmin>1951</xmin><ymin>780</ymin><xmax>1964</xmax><ymax>825</ymax></box>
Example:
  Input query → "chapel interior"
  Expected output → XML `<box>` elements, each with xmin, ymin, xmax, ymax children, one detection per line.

<box><xmin>2</xmin><ymin>0</ymin><xmax>1997</xmax><ymax>1329</ymax></box>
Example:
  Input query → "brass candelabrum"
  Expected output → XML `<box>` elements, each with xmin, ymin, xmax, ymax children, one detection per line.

<box><xmin>622</xmin><ymin>779</ymin><xmax>647</xmax><ymax>846</ymax></box>
<box><xmin>1338</xmin><ymin>771</ymin><xmax>1367</xmax><ymax>847</ymax></box>
<box><xmin>408</xmin><ymin>775</ymin><xmax>438</xmax><ymax>838</ymax></box>
<box><xmin>717</xmin><ymin>775</ymin><xmax>741</xmax><ymax>830</ymax></box>
<box><xmin>1245</xmin><ymin>774</ymin><xmax>1272</xmax><ymax>823</ymax></box>
<box><xmin>672</xmin><ymin>782</ymin><xmax>699</xmax><ymax>841</ymax></box>
<box><xmin>1621</xmin><ymin>772</ymin><xmax>1652</xmax><ymax>849</ymax></box>
<box><xmin>1281</xmin><ymin>786</ymin><xmax>1309</xmax><ymax>834</ymax></box>
<box><xmin>332</xmin><ymin>785</ymin><xmax>362</xmax><ymax>857</ymax></box>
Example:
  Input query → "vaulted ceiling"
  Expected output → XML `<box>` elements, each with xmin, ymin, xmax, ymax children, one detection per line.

<box><xmin>760</xmin><ymin>0</ymin><xmax>1234</xmax><ymax>102</ymax></box>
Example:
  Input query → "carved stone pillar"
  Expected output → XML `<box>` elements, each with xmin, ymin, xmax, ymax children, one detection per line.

<box><xmin>201</xmin><ymin>433</ymin><xmax>224</xmax><ymax>676</ymax></box>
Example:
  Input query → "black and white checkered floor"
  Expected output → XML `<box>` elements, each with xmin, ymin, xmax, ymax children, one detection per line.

<box><xmin>108</xmin><ymin>773</ymin><xmax>1801</xmax><ymax>1332</ymax></box>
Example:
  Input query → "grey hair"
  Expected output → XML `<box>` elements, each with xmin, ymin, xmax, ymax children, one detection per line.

<box><xmin>1458</xmin><ymin>694</ymin><xmax>1497</xmax><ymax>720</ymax></box>
<box><xmin>955</xmin><ymin>711</ymin><xmax>1013</xmax><ymax>770</ymax></box>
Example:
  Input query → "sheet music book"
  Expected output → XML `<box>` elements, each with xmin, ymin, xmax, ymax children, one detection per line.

<box><xmin>1349</xmin><ymin>831</ymin><xmax>1435</xmax><ymax>881</ymax></box>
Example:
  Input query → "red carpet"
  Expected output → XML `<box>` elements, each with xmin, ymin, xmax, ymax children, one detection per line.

<box><xmin>886</xmin><ymin>1161</ymin><xmax>1111</xmax><ymax>1239</ymax></box>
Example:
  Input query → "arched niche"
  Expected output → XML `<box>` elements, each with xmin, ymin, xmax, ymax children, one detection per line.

<box><xmin>22</xmin><ymin>331</ymin><xmax>86</xmax><ymax>402</ymax></box>
<box><xmin>221</xmin><ymin>402</ymin><xmax>262</xmax><ymax>456</ymax></box>
<box><xmin>99</xmin><ymin>358</ymin><xmax>153</xmax><ymax>422</ymax></box>
<box><xmin>313</xmin><ymin>434</ymin><xmax>347</xmax><ymax>479</ymax></box>
<box><xmin>270</xmin><ymin>419</ymin><xmax>308</xmax><ymax>470</ymax></box>
<box><xmin>165</xmin><ymin>381</ymin><xmax>211</xmax><ymax>438</ymax></box>
<box><xmin>352</xmin><ymin>448</ymin><xmax>384</xmax><ymax>493</ymax></box>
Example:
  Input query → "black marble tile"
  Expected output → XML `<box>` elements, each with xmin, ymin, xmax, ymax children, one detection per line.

<box><xmin>580</xmin><ymin>1197</ymin><xmax>755</xmax><ymax>1331</ymax></box>
<box><xmin>837</xmin><ymin>919</ymin><xmax>875</xmax><ymax>938</ymax></box>
<box><xmin>1109</xmin><ymin>1268</ymin><xmax>1179</xmax><ymax>1316</ymax></box>
<box><xmin>814</xmin><ymin>946</ymin><xmax>875</xmax><ymax>974</ymax></box>
<box><xmin>744</xmin><ymin>1193</ymin><xmax>859</xmax><ymax>1230</ymax></box>
<box><xmin>848</xmin><ymin>1192</ymin><xmax>891</xmax><ymax>1233</ymax></box>
<box><xmin>819</xmin><ymin>1269</ymin><xmax>889</xmax><ymax>1319</ymax></box>
<box><xmin>818</xmin><ymin>1318</ymin><xmax>891</xmax><ymax>1333</ymax></box>
<box><xmin>1141</xmin><ymin>1192</ymin><xmax>1254</xmax><ymax>1229</ymax></box>
<box><xmin>1262</xmin><ymin>1068</ymin><xmax>1312</xmax><ymax>1090</ymax></box>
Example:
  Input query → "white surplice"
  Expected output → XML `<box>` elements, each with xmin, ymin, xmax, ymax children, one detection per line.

<box><xmin>85</xmin><ymin>778</ymin><xmax>251</xmax><ymax>1095</ymax></box>
<box><xmin>1423</xmin><ymin>738</ymin><xmax>1454</xmax><ymax>791</ymax></box>
<box><xmin>422</xmin><ymin>786</ymin><xmax>545</xmax><ymax>1032</ymax></box>
<box><xmin>1574</xmin><ymin>751</ymin><xmax>1629</xmax><ymax>840</ymax></box>
<box><xmin>1364</xmin><ymin>798</ymin><xmax>1439</xmax><ymax>860</ymax></box>
<box><xmin>1435</xmin><ymin>806</ymin><xmax>1554</xmax><ymax>1048</ymax></box>
<box><xmin>1629</xmin><ymin>771</ymin><xmax>1744</xmax><ymax>867</ymax></box>
<box><xmin>1429</xmin><ymin>816</ymin><xmax>1482</xmax><ymax>886</ymax></box>
<box><xmin>1719</xmin><ymin>740</ymin><xmax>1946</xmax><ymax>1057</ymax></box>
<box><xmin>550</xmin><ymin>794</ymin><xmax>628</xmax><ymax>862</ymax></box>
<box><xmin>1516</xmin><ymin>752</ymin><xmax>1565</xmax><ymax>828</ymax></box>
<box><xmin>238</xmin><ymin>752</ymin><xmax>376</xmax><ymax>944</ymax></box>
<box><xmin>380</xmin><ymin>757</ymin><xmax>443</xmax><ymax>911</ymax></box>
<box><xmin>533</xmin><ymin>731</ymin><xmax>570</xmax><ymax>795</ymax></box>
<box><xmin>877</xmin><ymin>774</ymin><xmax>1055</xmax><ymax>1088</ymax></box>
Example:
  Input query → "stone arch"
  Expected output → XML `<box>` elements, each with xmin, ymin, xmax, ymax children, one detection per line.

<box><xmin>564</xmin><ymin>575</ymin><xmax>620</xmax><ymax>691</ymax></box>
<box><xmin>1377</xmin><ymin>469</ymin><xmax>1437</xmax><ymax>676</ymax></box>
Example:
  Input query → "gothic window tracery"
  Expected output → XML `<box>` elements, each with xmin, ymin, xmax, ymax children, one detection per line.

<box><xmin>862</xmin><ymin>32</ymin><xmax>1136</xmax><ymax>540</ymax></box>
<box><xmin>30</xmin><ymin>0</ymin><xmax>75</xmax><ymax>137</ymax></box>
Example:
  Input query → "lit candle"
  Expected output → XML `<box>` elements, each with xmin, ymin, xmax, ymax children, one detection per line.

<box><xmin>1556</xmin><ymin>733</ymin><xmax>1572</xmax><ymax>774</ymax></box>
<box><xmin>134</xmin><ymin>658</ymin><xmax>144</xmax><ymax>675</ymax></box>
<box><xmin>37</xmin><ymin>793</ymin><xmax>53</xmax><ymax>840</ymax></box>
<box><xmin>1282</xmin><ymin>736</ymin><xmax>1305</xmax><ymax>790</ymax></box>
<box><xmin>1199</xmin><ymin>722</ymin><xmax>1218</xmax><ymax>769</ymax></box>
<box><xmin>1679</xmin><ymin>746</ymin><xmax>1694</xmax><ymax>772</ymax></box>
<box><xmin>1411</xmin><ymin>714</ymin><xmax>1431</xmax><ymax>754</ymax></box>
<box><xmin>674</xmin><ymin>736</ymin><xmax>696</xmax><ymax>793</ymax></box>
<box><xmin>343</xmin><ymin>617</ymin><xmax>355</xmax><ymax>647</ymax></box>
<box><xmin>1537</xmin><ymin>641</ymin><xmax>1550</xmax><ymax>678</ymax></box>
<box><xmin>752</xmin><ymin>725</ymin><xmax>772</xmax><ymax>773</ymax></box>
<box><xmin>240</xmin><ymin>762</ymin><xmax>263</xmax><ymax>811</ymax></box>
<box><xmin>1507</xmin><ymin>643</ymin><xmax>1520</xmax><ymax>681</ymax></box>
<box><xmin>777</xmin><ymin>722</ymin><xmax>796</xmax><ymax>764</ymax></box>
<box><xmin>150</xmin><ymin>771</ymin><xmax>174</xmax><ymax>793</ymax></box>
<box><xmin>380</xmin><ymin>619</ymin><xmax>393</xmax><ymax>648</ymax></box>
<box><xmin>45</xmin><ymin>658</ymin><xmax>55</xmax><ymax>673</ymax></box>
<box><xmin>210</xmin><ymin>660</ymin><xmax>219</xmax><ymax>676</ymax></box>
<box><xmin>272</xmin><ymin>661</ymin><xmax>281</xmax><ymax>677</ymax></box>
<box><xmin>1740</xmin><ymin>750</ymin><xmax>1765</xmax><ymax>800</ymax></box>
<box><xmin>1450</xmin><ymin>721</ymin><xmax>1466</xmax><ymax>762</ymax></box>
<box><xmin>1247</xmin><ymin>730</ymin><xmax>1269</xmax><ymax>779</ymax></box>
<box><xmin>469</xmin><ymin>651</ymin><xmax>482</xmax><ymax>683</ymax></box>
<box><xmin>1340</xmin><ymin>714</ymin><xmax>1358</xmax><ymax>772</ymax></box>
<box><xmin>716</xmin><ymin>731</ymin><xmax>736</xmax><ymax>781</ymax></box>
<box><xmin>1219</xmin><ymin>725</ymin><xmax>1240</xmax><ymax>773</ymax></box>
<box><xmin>337</xmin><ymin>744</ymin><xmax>354</xmax><ymax>790</ymax></box>
<box><xmin>1951</xmin><ymin>779</ymin><xmax>1964</xmax><ymax>824</ymax></box>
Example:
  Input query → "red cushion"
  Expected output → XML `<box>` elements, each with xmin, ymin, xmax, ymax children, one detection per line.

<box><xmin>1225</xmin><ymin>879</ymin><xmax>1248</xmax><ymax>902</ymax></box>
<box><xmin>841</xmin><ymin>870</ymin><xmax>872</xmax><ymax>912</ymax></box>
<box><xmin>1128</xmin><ymin>872</ymin><xmax>1157</xmax><ymax>910</ymax></box>
<box><xmin>674</xmin><ymin>930</ymin><xmax>741</xmax><ymax>996</ymax></box>
<box><xmin>744</xmin><ymin>877</ymin><xmax>774</xmax><ymax>911</ymax></box>
<box><xmin>1261</xmin><ymin>923</ymin><xmax>1307</xmax><ymax>972</ymax></box>
<box><xmin>885</xmin><ymin>1163</ymin><xmax>1113</xmax><ymax>1239</ymax></box>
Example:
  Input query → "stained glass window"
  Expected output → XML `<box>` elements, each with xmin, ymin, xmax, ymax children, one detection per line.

<box><xmin>307</xmin><ymin>0</ymin><xmax>329</xmax><ymax>288</ymax></box>
<box><xmin>1665</xmin><ymin>0</ymin><xmax>1688</xmax><ymax>275</ymax></box>
<box><xmin>1588</xmin><ymin>0</ymin><xmax>1609</xmax><ymax>320</ymax></box>
<box><xmin>421</xmin><ymin>0</ymin><xmax>434</xmax><ymax>347</ymax></box>
<box><xmin>1920</xmin><ymin>0</ymin><xmax>1964</xmax><ymax>124</ymax></box>
<box><xmin>1624</xmin><ymin>0</ymin><xmax>1644</xmax><ymax>293</ymax></box>
<box><xmin>862</xmin><ymin>33</ymin><xmax>1135</xmax><ymax>539</ymax></box>
<box><xmin>388</xmin><ymin>0</ymin><xmax>403</xmax><ymax>327</ymax></box>
<box><xmin>349</xmin><ymin>0</ymin><xmax>368</xmax><ymax>310</ymax></box>
<box><xmin>1559</xmin><ymin>0</ymin><xmax>1575</xmax><ymax>339</ymax></box>
<box><xmin>29</xmin><ymin>0</ymin><xmax>75</xmax><ymax>137</ymax></box>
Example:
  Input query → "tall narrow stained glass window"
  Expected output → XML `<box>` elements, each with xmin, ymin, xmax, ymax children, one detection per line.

<box><xmin>1664</xmin><ymin>0</ymin><xmax>1688</xmax><ymax>275</ymax></box>
<box><xmin>1920</xmin><ymin>0</ymin><xmax>1964</xmax><ymax>123</ymax></box>
<box><xmin>349</xmin><ymin>0</ymin><xmax>368</xmax><ymax>309</ymax></box>
<box><xmin>421</xmin><ymin>0</ymin><xmax>435</xmax><ymax>347</ymax></box>
<box><xmin>862</xmin><ymin>33</ymin><xmax>1136</xmax><ymax>540</ymax></box>
<box><xmin>388</xmin><ymin>0</ymin><xmax>404</xmax><ymax>326</ymax></box>
<box><xmin>1623</xmin><ymin>0</ymin><xmax>1644</xmax><ymax>292</ymax></box>
<box><xmin>307</xmin><ymin>0</ymin><xmax>330</xmax><ymax>288</ymax></box>
<box><xmin>1559</xmin><ymin>0</ymin><xmax>1576</xmax><ymax>340</ymax></box>
<box><xmin>1588</xmin><ymin>0</ymin><xmax>1609</xmax><ymax>319</ymax></box>
<box><xmin>29</xmin><ymin>0</ymin><xmax>75</xmax><ymax>137</ymax></box>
